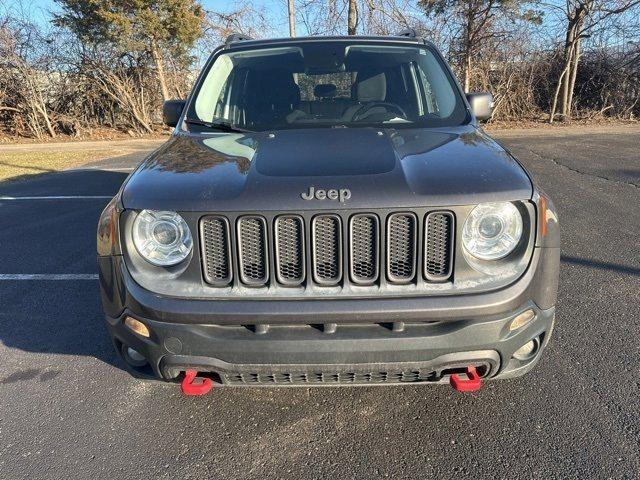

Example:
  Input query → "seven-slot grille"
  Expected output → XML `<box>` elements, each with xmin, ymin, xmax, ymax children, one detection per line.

<box><xmin>200</xmin><ymin>211</ymin><xmax>454</xmax><ymax>288</ymax></box>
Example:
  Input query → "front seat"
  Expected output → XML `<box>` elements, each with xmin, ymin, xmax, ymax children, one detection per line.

<box><xmin>248</xmin><ymin>69</ymin><xmax>300</xmax><ymax>125</ymax></box>
<box><xmin>342</xmin><ymin>69</ymin><xmax>387</xmax><ymax>121</ymax></box>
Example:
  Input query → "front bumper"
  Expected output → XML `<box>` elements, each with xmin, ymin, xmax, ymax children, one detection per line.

<box><xmin>99</xmin><ymin>247</ymin><xmax>559</xmax><ymax>386</ymax></box>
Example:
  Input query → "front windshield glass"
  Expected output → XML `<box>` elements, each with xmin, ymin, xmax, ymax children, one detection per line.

<box><xmin>186</xmin><ymin>42</ymin><xmax>469</xmax><ymax>131</ymax></box>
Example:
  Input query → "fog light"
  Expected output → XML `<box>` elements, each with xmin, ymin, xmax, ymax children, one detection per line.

<box><xmin>510</xmin><ymin>309</ymin><xmax>535</xmax><ymax>331</ymax></box>
<box><xmin>124</xmin><ymin>316</ymin><xmax>150</xmax><ymax>338</ymax></box>
<box><xmin>513</xmin><ymin>339</ymin><xmax>538</xmax><ymax>361</ymax></box>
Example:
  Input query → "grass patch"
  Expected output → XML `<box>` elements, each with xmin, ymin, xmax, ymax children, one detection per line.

<box><xmin>0</xmin><ymin>149</ymin><xmax>131</xmax><ymax>182</ymax></box>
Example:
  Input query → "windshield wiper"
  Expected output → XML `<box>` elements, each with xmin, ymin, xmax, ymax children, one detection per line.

<box><xmin>185</xmin><ymin>118</ymin><xmax>252</xmax><ymax>133</ymax></box>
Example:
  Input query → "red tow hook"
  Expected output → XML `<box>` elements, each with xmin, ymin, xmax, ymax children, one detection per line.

<box><xmin>449</xmin><ymin>365</ymin><xmax>483</xmax><ymax>393</ymax></box>
<box><xmin>181</xmin><ymin>369</ymin><xmax>213</xmax><ymax>396</ymax></box>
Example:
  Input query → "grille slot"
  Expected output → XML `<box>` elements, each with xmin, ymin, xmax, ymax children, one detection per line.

<box><xmin>312</xmin><ymin>215</ymin><xmax>343</xmax><ymax>285</ymax></box>
<box><xmin>274</xmin><ymin>216</ymin><xmax>305</xmax><ymax>285</ymax></box>
<box><xmin>237</xmin><ymin>216</ymin><xmax>268</xmax><ymax>286</ymax></box>
<box><xmin>424</xmin><ymin>212</ymin><xmax>454</xmax><ymax>281</ymax></box>
<box><xmin>350</xmin><ymin>214</ymin><xmax>379</xmax><ymax>284</ymax></box>
<box><xmin>387</xmin><ymin>213</ymin><xmax>417</xmax><ymax>283</ymax></box>
<box><xmin>200</xmin><ymin>216</ymin><xmax>232</xmax><ymax>286</ymax></box>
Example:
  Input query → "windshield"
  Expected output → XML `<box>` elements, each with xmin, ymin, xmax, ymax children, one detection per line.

<box><xmin>186</xmin><ymin>42</ymin><xmax>469</xmax><ymax>132</ymax></box>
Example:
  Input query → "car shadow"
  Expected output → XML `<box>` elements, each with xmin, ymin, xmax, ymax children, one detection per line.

<box><xmin>561</xmin><ymin>255</ymin><xmax>640</xmax><ymax>276</ymax></box>
<box><xmin>612</xmin><ymin>168</ymin><xmax>640</xmax><ymax>179</ymax></box>
<box><xmin>0</xmin><ymin>168</ymin><xmax>134</xmax><ymax>380</ymax></box>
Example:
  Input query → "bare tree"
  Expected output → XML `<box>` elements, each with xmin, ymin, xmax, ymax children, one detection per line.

<box><xmin>288</xmin><ymin>0</ymin><xmax>297</xmax><ymax>36</ymax></box>
<box><xmin>419</xmin><ymin>0</ymin><xmax>542</xmax><ymax>92</ymax></box>
<box><xmin>348</xmin><ymin>0</ymin><xmax>359</xmax><ymax>34</ymax></box>
<box><xmin>0</xmin><ymin>12</ymin><xmax>56</xmax><ymax>138</ymax></box>
<box><xmin>549</xmin><ymin>0</ymin><xmax>640</xmax><ymax>122</ymax></box>
<box><xmin>202</xmin><ymin>2</ymin><xmax>271</xmax><ymax>43</ymax></box>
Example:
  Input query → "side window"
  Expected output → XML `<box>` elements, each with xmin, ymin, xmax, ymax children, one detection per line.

<box><xmin>404</xmin><ymin>62</ymin><xmax>425</xmax><ymax>116</ymax></box>
<box><xmin>195</xmin><ymin>54</ymin><xmax>234</xmax><ymax>121</ymax></box>
<box><xmin>399</xmin><ymin>63</ymin><xmax>422</xmax><ymax>117</ymax></box>
<box><xmin>417</xmin><ymin>64</ymin><xmax>437</xmax><ymax>114</ymax></box>
<box><xmin>415</xmin><ymin>51</ymin><xmax>457</xmax><ymax>118</ymax></box>
<box><xmin>228</xmin><ymin>68</ymin><xmax>249</xmax><ymax>125</ymax></box>
<box><xmin>213</xmin><ymin>73</ymin><xmax>233</xmax><ymax>119</ymax></box>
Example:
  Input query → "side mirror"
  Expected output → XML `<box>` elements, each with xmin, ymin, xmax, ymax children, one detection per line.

<box><xmin>163</xmin><ymin>99</ymin><xmax>186</xmax><ymax>127</ymax></box>
<box><xmin>466</xmin><ymin>92</ymin><xmax>494</xmax><ymax>121</ymax></box>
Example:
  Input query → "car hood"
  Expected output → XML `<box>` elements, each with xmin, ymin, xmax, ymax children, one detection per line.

<box><xmin>121</xmin><ymin>125</ymin><xmax>532</xmax><ymax>211</ymax></box>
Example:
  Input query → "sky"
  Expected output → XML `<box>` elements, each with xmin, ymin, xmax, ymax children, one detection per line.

<box><xmin>4</xmin><ymin>0</ymin><xmax>636</xmax><ymax>50</ymax></box>
<box><xmin>3</xmin><ymin>0</ymin><xmax>286</xmax><ymax>29</ymax></box>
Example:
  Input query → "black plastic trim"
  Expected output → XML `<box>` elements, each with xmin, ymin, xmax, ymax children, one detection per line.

<box><xmin>311</xmin><ymin>214</ymin><xmax>343</xmax><ymax>286</ymax></box>
<box><xmin>236</xmin><ymin>215</ymin><xmax>269</xmax><ymax>286</ymax></box>
<box><xmin>274</xmin><ymin>215</ymin><xmax>306</xmax><ymax>286</ymax></box>
<box><xmin>199</xmin><ymin>215</ymin><xmax>233</xmax><ymax>286</ymax></box>
<box><xmin>386</xmin><ymin>212</ymin><xmax>417</xmax><ymax>284</ymax></box>
<box><xmin>423</xmin><ymin>211</ymin><xmax>455</xmax><ymax>282</ymax></box>
<box><xmin>349</xmin><ymin>213</ymin><xmax>380</xmax><ymax>285</ymax></box>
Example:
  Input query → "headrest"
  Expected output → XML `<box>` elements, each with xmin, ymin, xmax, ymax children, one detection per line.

<box><xmin>314</xmin><ymin>84</ymin><xmax>338</xmax><ymax>99</ymax></box>
<box><xmin>253</xmin><ymin>70</ymin><xmax>300</xmax><ymax>105</ymax></box>
<box><xmin>356</xmin><ymin>71</ymin><xmax>386</xmax><ymax>102</ymax></box>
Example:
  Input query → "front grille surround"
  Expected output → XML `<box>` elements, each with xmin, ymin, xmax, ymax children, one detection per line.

<box><xmin>200</xmin><ymin>215</ymin><xmax>233</xmax><ymax>286</ymax></box>
<box><xmin>349</xmin><ymin>214</ymin><xmax>380</xmax><ymax>285</ymax></box>
<box><xmin>311</xmin><ymin>214</ymin><xmax>343</xmax><ymax>286</ymax></box>
<box><xmin>236</xmin><ymin>215</ymin><xmax>269</xmax><ymax>286</ymax></box>
<box><xmin>424</xmin><ymin>211</ymin><xmax>455</xmax><ymax>281</ymax></box>
<box><xmin>274</xmin><ymin>215</ymin><xmax>306</xmax><ymax>286</ymax></box>
<box><xmin>386</xmin><ymin>212</ymin><xmax>418</xmax><ymax>284</ymax></box>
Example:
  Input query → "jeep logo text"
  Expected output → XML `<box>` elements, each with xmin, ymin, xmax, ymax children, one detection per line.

<box><xmin>301</xmin><ymin>186</ymin><xmax>351</xmax><ymax>203</ymax></box>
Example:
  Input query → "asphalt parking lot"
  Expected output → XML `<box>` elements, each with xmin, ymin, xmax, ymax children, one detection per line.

<box><xmin>0</xmin><ymin>127</ymin><xmax>638</xmax><ymax>479</ymax></box>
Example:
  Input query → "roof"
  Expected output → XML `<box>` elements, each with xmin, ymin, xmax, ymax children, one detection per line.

<box><xmin>223</xmin><ymin>34</ymin><xmax>433</xmax><ymax>50</ymax></box>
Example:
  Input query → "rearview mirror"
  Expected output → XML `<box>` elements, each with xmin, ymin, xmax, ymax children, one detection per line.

<box><xmin>466</xmin><ymin>93</ymin><xmax>494</xmax><ymax>121</ymax></box>
<box><xmin>163</xmin><ymin>99</ymin><xmax>186</xmax><ymax>127</ymax></box>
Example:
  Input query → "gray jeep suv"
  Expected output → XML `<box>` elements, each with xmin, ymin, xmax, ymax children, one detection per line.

<box><xmin>97</xmin><ymin>32</ymin><xmax>560</xmax><ymax>393</ymax></box>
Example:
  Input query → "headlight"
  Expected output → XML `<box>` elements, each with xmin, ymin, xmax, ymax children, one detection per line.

<box><xmin>462</xmin><ymin>202</ymin><xmax>523</xmax><ymax>260</ymax></box>
<box><xmin>132</xmin><ymin>210</ymin><xmax>193</xmax><ymax>266</ymax></box>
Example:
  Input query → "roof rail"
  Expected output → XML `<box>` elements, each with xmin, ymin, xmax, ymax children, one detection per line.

<box><xmin>394</xmin><ymin>28</ymin><xmax>417</xmax><ymax>39</ymax></box>
<box><xmin>225</xmin><ymin>32</ymin><xmax>253</xmax><ymax>45</ymax></box>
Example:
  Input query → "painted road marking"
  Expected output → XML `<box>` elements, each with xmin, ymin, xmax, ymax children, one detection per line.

<box><xmin>0</xmin><ymin>196</ymin><xmax>112</xmax><ymax>200</ymax></box>
<box><xmin>0</xmin><ymin>274</ymin><xmax>99</xmax><ymax>280</ymax></box>
<box><xmin>70</xmin><ymin>167</ymin><xmax>135</xmax><ymax>172</ymax></box>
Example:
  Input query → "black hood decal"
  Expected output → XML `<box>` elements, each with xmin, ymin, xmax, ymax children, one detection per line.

<box><xmin>255</xmin><ymin>129</ymin><xmax>396</xmax><ymax>177</ymax></box>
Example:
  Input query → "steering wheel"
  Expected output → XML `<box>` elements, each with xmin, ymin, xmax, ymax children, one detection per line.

<box><xmin>351</xmin><ymin>102</ymin><xmax>408</xmax><ymax>122</ymax></box>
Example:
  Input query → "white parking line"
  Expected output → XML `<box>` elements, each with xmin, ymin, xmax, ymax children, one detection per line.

<box><xmin>71</xmin><ymin>167</ymin><xmax>135</xmax><ymax>172</ymax></box>
<box><xmin>0</xmin><ymin>195</ymin><xmax>112</xmax><ymax>200</ymax></box>
<box><xmin>0</xmin><ymin>274</ymin><xmax>99</xmax><ymax>280</ymax></box>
